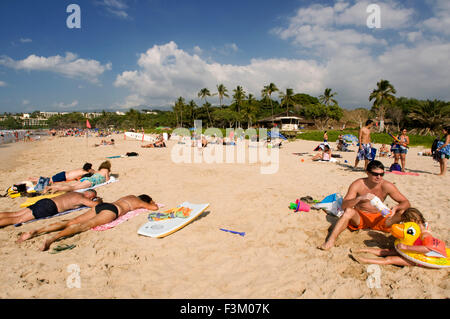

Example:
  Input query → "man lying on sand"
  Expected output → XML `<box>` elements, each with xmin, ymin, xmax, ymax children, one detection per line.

<box><xmin>43</xmin><ymin>161</ymin><xmax>111</xmax><ymax>194</ymax></box>
<box><xmin>29</xmin><ymin>163</ymin><xmax>95</xmax><ymax>184</ymax></box>
<box><xmin>0</xmin><ymin>190</ymin><xmax>99</xmax><ymax>227</ymax></box>
<box><xmin>17</xmin><ymin>194</ymin><xmax>159</xmax><ymax>251</ymax></box>
<box><xmin>319</xmin><ymin>160</ymin><xmax>410</xmax><ymax>250</ymax></box>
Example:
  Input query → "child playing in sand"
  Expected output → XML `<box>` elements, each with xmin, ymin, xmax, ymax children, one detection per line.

<box><xmin>312</xmin><ymin>144</ymin><xmax>331</xmax><ymax>161</ymax></box>
<box><xmin>350</xmin><ymin>208</ymin><xmax>439</xmax><ymax>266</ymax></box>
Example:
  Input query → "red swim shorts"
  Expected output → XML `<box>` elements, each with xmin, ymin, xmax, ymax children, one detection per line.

<box><xmin>347</xmin><ymin>210</ymin><xmax>391</xmax><ymax>233</ymax></box>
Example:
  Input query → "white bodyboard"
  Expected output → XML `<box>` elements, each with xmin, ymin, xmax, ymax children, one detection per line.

<box><xmin>125</xmin><ymin>132</ymin><xmax>154</xmax><ymax>142</ymax></box>
<box><xmin>138</xmin><ymin>202</ymin><xmax>209</xmax><ymax>238</ymax></box>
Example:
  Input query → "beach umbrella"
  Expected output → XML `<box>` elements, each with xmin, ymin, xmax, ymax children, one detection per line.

<box><xmin>342</xmin><ymin>134</ymin><xmax>358</xmax><ymax>143</ymax></box>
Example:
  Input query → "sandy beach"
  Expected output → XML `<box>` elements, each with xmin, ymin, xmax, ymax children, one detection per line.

<box><xmin>0</xmin><ymin>134</ymin><xmax>448</xmax><ymax>299</ymax></box>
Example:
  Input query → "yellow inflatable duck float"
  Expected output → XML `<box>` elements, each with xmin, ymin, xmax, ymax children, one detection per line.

<box><xmin>391</xmin><ymin>222</ymin><xmax>450</xmax><ymax>269</ymax></box>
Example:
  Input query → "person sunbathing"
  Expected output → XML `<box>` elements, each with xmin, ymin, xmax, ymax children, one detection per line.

<box><xmin>0</xmin><ymin>190</ymin><xmax>99</xmax><ymax>227</ymax></box>
<box><xmin>142</xmin><ymin>135</ymin><xmax>166</xmax><ymax>148</ymax></box>
<box><xmin>379</xmin><ymin>144</ymin><xmax>389</xmax><ymax>157</ymax></box>
<box><xmin>95</xmin><ymin>139</ymin><xmax>115</xmax><ymax>147</ymax></box>
<box><xmin>29</xmin><ymin>163</ymin><xmax>95</xmax><ymax>184</ymax></box>
<box><xmin>43</xmin><ymin>161</ymin><xmax>111</xmax><ymax>194</ymax></box>
<box><xmin>17</xmin><ymin>194</ymin><xmax>158</xmax><ymax>251</ymax></box>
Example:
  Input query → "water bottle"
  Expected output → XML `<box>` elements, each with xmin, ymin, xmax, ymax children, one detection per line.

<box><xmin>370</xmin><ymin>196</ymin><xmax>391</xmax><ymax>217</ymax></box>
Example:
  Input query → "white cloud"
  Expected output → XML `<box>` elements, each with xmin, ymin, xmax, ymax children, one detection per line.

<box><xmin>54</xmin><ymin>100</ymin><xmax>79</xmax><ymax>109</ymax></box>
<box><xmin>22</xmin><ymin>100</ymin><xmax>30</xmax><ymax>105</ymax></box>
<box><xmin>19</xmin><ymin>38</ymin><xmax>32</xmax><ymax>43</ymax></box>
<box><xmin>193</xmin><ymin>46</ymin><xmax>203</xmax><ymax>55</ymax></box>
<box><xmin>422</xmin><ymin>0</ymin><xmax>450</xmax><ymax>35</ymax></box>
<box><xmin>0</xmin><ymin>81</ymin><xmax>6</xmax><ymax>87</ymax></box>
<box><xmin>0</xmin><ymin>52</ymin><xmax>111</xmax><ymax>83</ymax></box>
<box><xmin>270</xmin><ymin>0</ymin><xmax>450</xmax><ymax>107</ymax></box>
<box><xmin>96</xmin><ymin>0</ymin><xmax>130</xmax><ymax>19</ymax></box>
<box><xmin>114</xmin><ymin>42</ymin><xmax>327</xmax><ymax>108</ymax></box>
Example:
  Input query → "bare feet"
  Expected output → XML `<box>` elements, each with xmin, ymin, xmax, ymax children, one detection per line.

<box><xmin>349</xmin><ymin>253</ymin><xmax>363</xmax><ymax>264</ymax></box>
<box><xmin>16</xmin><ymin>231</ymin><xmax>35</xmax><ymax>243</ymax></box>
<box><xmin>41</xmin><ymin>239</ymin><xmax>52</xmax><ymax>251</ymax></box>
<box><xmin>318</xmin><ymin>240</ymin><xmax>334</xmax><ymax>251</ymax></box>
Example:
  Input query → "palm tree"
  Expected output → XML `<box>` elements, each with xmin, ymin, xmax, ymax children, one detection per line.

<box><xmin>319</xmin><ymin>88</ymin><xmax>338</xmax><ymax>106</ymax></box>
<box><xmin>243</xmin><ymin>93</ymin><xmax>258</xmax><ymax>128</ymax></box>
<box><xmin>408</xmin><ymin>100</ymin><xmax>450</xmax><ymax>135</ymax></box>
<box><xmin>369</xmin><ymin>80</ymin><xmax>396</xmax><ymax>132</ymax></box>
<box><xmin>279</xmin><ymin>88</ymin><xmax>294</xmax><ymax>116</ymax></box>
<box><xmin>198</xmin><ymin>88</ymin><xmax>212</xmax><ymax>126</ymax></box>
<box><xmin>186</xmin><ymin>100</ymin><xmax>197</xmax><ymax>127</ymax></box>
<box><xmin>175</xmin><ymin>96</ymin><xmax>185</xmax><ymax>127</ymax></box>
<box><xmin>214</xmin><ymin>84</ymin><xmax>229</xmax><ymax>108</ymax></box>
<box><xmin>262</xmin><ymin>83</ymin><xmax>278</xmax><ymax>126</ymax></box>
<box><xmin>232</xmin><ymin>85</ymin><xmax>246</xmax><ymax>128</ymax></box>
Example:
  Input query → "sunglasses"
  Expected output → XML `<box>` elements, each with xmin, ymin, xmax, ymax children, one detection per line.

<box><xmin>369</xmin><ymin>171</ymin><xmax>385</xmax><ymax>177</ymax></box>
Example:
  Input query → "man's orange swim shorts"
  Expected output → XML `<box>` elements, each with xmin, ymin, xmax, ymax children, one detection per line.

<box><xmin>347</xmin><ymin>210</ymin><xmax>391</xmax><ymax>233</ymax></box>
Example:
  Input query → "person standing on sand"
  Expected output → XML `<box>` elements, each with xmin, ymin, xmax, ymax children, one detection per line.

<box><xmin>436</xmin><ymin>126</ymin><xmax>450</xmax><ymax>176</ymax></box>
<box><xmin>0</xmin><ymin>190</ymin><xmax>99</xmax><ymax>227</ymax></box>
<box><xmin>354</xmin><ymin>120</ymin><xmax>374</xmax><ymax>170</ymax></box>
<box><xmin>319</xmin><ymin>160</ymin><xmax>410</xmax><ymax>251</ymax></box>
<box><xmin>17</xmin><ymin>194</ymin><xmax>158</xmax><ymax>251</ymax></box>
<box><xmin>392</xmin><ymin>128</ymin><xmax>409</xmax><ymax>172</ymax></box>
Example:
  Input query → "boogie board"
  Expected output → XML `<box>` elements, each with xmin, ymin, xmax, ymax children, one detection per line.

<box><xmin>125</xmin><ymin>132</ymin><xmax>154</xmax><ymax>142</ymax></box>
<box><xmin>137</xmin><ymin>202</ymin><xmax>209</xmax><ymax>238</ymax></box>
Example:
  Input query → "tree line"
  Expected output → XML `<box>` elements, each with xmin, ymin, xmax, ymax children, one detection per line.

<box><xmin>1</xmin><ymin>80</ymin><xmax>449</xmax><ymax>134</ymax></box>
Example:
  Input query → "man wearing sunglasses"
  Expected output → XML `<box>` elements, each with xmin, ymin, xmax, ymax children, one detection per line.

<box><xmin>319</xmin><ymin>160</ymin><xmax>410</xmax><ymax>250</ymax></box>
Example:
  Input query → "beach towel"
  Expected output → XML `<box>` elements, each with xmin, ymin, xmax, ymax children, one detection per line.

<box><xmin>91</xmin><ymin>203</ymin><xmax>165</xmax><ymax>231</ymax></box>
<box><xmin>316</xmin><ymin>158</ymin><xmax>338</xmax><ymax>163</ymax></box>
<box><xmin>75</xmin><ymin>175</ymin><xmax>118</xmax><ymax>193</ymax></box>
<box><xmin>313</xmin><ymin>193</ymin><xmax>344</xmax><ymax>217</ymax></box>
<box><xmin>147</xmin><ymin>205</ymin><xmax>192</xmax><ymax>221</ymax></box>
<box><xmin>14</xmin><ymin>206</ymin><xmax>88</xmax><ymax>227</ymax></box>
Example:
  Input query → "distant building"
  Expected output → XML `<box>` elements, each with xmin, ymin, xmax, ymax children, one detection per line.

<box><xmin>116</xmin><ymin>111</ymin><xmax>126</xmax><ymax>116</ymax></box>
<box><xmin>83</xmin><ymin>112</ymin><xmax>103</xmax><ymax>119</ymax></box>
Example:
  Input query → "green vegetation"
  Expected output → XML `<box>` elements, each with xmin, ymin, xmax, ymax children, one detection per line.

<box><xmin>1</xmin><ymin>79</ymin><xmax>449</xmax><ymax>138</ymax></box>
<box><xmin>296</xmin><ymin>130</ymin><xmax>436</xmax><ymax>148</ymax></box>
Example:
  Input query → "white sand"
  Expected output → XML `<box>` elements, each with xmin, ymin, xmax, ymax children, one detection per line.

<box><xmin>0</xmin><ymin>134</ymin><xmax>448</xmax><ymax>298</ymax></box>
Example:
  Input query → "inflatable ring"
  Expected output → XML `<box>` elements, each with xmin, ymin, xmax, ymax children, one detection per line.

<box><xmin>395</xmin><ymin>239</ymin><xmax>450</xmax><ymax>268</ymax></box>
<box><xmin>392</xmin><ymin>222</ymin><xmax>450</xmax><ymax>269</ymax></box>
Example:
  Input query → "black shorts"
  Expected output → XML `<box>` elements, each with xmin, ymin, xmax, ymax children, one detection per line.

<box><xmin>29</xmin><ymin>198</ymin><xmax>59</xmax><ymax>219</ymax></box>
<box><xmin>95</xmin><ymin>203</ymin><xmax>119</xmax><ymax>219</ymax></box>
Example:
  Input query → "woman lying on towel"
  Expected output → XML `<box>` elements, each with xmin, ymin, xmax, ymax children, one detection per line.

<box><xmin>141</xmin><ymin>134</ymin><xmax>166</xmax><ymax>148</ymax></box>
<box><xmin>43</xmin><ymin>161</ymin><xmax>111</xmax><ymax>194</ymax></box>
<box><xmin>312</xmin><ymin>144</ymin><xmax>332</xmax><ymax>161</ymax></box>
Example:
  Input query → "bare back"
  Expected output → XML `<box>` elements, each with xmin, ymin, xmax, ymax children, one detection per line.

<box><xmin>51</xmin><ymin>192</ymin><xmax>90</xmax><ymax>212</ymax></box>
<box><xmin>113</xmin><ymin>195</ymin><xmax>157</xmax><ymax>217</ymax></box>
<box><xmin>65</xmin><ymin>168</ymin><xmax>92</xmax><ymax>181</ymax></box>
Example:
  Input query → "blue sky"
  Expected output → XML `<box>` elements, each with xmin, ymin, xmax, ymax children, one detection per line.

<box><xmin>0</xmin><ymin>0</ymin><xmax>449</xmax><ymax>113</ymax></box>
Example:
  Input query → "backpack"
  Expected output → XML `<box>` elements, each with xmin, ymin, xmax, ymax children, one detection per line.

<box><xmin>390</xmin><ymin>163</ymin><xmax>402</xmax><ymax>172</ymax></box>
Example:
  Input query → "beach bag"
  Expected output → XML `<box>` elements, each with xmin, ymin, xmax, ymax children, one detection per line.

<box><xmin>126</xmin><ymin>152</ymin><xmax>139</xmax><ymax>157</ymax></box>
<box><xmin>34</xmin><ymin>177</ymin><xmax>50</xmax><ymax>192</ymax></box>
<box><xmin>389</xmin><ymin>163</ymin><xmax>402</xmax><ymax>172</ymax></box>
<box><xmin>312</xmin><ymin>193</ymin><xmax>344</xmax><ymax>217</ymax></box>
